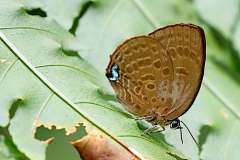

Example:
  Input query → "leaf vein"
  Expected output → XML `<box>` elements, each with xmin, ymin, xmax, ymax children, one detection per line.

<box><xmin>0</xmin><ymin>27</ymin><xmax>56</xmax><ymax>35</ymax></box>
<box><xmin>131</xmin><ymin>0</ymin><xmax>159</xmax><ymax>28</ymax></box>
<box><xmin>32</xmin><ymin>93</ymin><xmax>54</xmax><ymax>131</ymax></box>
<box><xmin>0</xmin><ymin>59</ymin><xmax>18</xmax><ymax>86</ymax></box>
<box><xmin>35</xmin><ymin>64</ymin><xmax>98</xmax><ymax>81</ymax></box>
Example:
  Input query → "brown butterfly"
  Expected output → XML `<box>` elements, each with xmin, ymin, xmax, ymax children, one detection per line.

<box><xmin>106</xmin><ymin>24</ymin><xmax>206</xmax><ymax>144</ymax></box>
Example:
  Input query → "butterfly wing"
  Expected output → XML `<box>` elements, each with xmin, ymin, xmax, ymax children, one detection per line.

<box><xmin>106</xmin><ymin>36</ymin><xmax>175</xmax><ymax>121</ymax></box>
<box><xmin>149</xmin><ymin>24</ymin><xmax>206</xmax><ymax>121</ymax></box>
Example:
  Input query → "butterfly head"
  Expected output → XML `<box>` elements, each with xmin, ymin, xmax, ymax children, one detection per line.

<box><xmin>170</xmin><ymin>118</ymin><xmax>198</xmax><ymax>146</ymax></box>
<box><xmin>106</xmin><ymin>63</ymin><xmax>119</xmax><ymax>81</ymax></box>
<box><xmin>170</xmin><ymin>119</ymin><xmax>181</xmax><ymax>130</ymax></box>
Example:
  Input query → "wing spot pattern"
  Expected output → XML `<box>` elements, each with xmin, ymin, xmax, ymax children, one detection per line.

<box><xmin>141</xmin><ymin>74</ymin><xmax>155</xmax><ymax>81</ymax></box>
<box><xmin>162</xmin><ymin>67</ymin><xmax>170</xmax><ymax>76</ymax></box>
<box><xmin>153</xmin><ymin>60</ymin><xmax>161</xmax><ymax>68</ymax></box>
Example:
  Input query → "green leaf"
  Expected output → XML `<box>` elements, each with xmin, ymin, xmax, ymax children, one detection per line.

<box><xmin>0</xmin><ymin>152</ymin><xmax>13</xmax><ymax>160</ymax></box>
<box><xmin>40</xmin><ymin>0</ymin><xmax>89</xmax><ymax>30</ymax></box>
<box><xmin>1</xmin><ymin>0</ymin><xmax>240</xmax><ymax>159</ymax></box>
<box><xmin>0</xmin><ymin>135</ymin><xmax>12</xmax><ymax>160</ymax></box>
<box><xmin>0</xmin><ymin>131</ymin><xmax>28</xmax><ymax>160</ymax></box>
<box><xmin>76</xmin><ymin>0</ymin><xmax>240</xmax><ymax>159</ymax></box>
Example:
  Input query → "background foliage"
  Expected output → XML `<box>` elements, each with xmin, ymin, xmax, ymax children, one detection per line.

<box><xmin>0</xmin><ymin>0</ymin><xmax>240</xmax><ymax>160</ymax></box>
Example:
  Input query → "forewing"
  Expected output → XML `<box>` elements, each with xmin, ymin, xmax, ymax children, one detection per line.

<box><xmin>106</xmin><ymin>36</ymin><xmax>174</xmax><ymax>117</ymax></box>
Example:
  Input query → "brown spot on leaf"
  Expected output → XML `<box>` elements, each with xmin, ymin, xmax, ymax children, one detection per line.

<box><xmin>73</xmin><ymin>131</ymin><xmax>140</xmax><ymax>160</ymax></box>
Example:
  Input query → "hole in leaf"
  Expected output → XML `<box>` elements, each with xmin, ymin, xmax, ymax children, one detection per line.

<box><xmin>25</xmin><ymin>8</ymin><xmax>47</xmax><ymax>17</ymax></box>
<box><xmin>9</xmin><ymin>98</ymin><xmax>24</xmax><ymax>119</ymax></box>
<box><xmin>0</xmin><ymin>127</ymin><xmax>30</xmax><ymax>160</ymax></box>
<box><xmin>69</xmin><ymin>1</ymin><xmax>94</xmax><ymax>35</ymax></box>
<box><xmin>35</xmin><ymin>124</ymin><xmax>86</xmax><ymax>160</ymax></box>
<box><xmin>60</xmin><ymin>48</ymin><xmax>82</xmax><ymax>58</ymax></box>
<box><xmin>0</xmin><ymin>98</ymin><xmax>30</xmax><ymax>159</ymax></box>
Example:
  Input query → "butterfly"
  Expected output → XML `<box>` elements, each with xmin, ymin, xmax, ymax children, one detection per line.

<box><xmin>106</xmin><ymin>24</ymin><xmax>206</xmax><ymax>144</ymax></box>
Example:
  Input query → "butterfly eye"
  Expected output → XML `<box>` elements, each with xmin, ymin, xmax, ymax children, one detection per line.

<box><xmin>170</xmin><ymin>119</ymin><xmax>180</xmax><ymax>129</ymax></box>
<box><xmin>106</xmin><ymin>72</ymin><xmax>113</xmax><ymax>79</ymax></box>
<box><xmin>112</xmin><ymin>63</ymin><xmax>119</xmax><ymax>71</ymax></box>
<box><xmin>106</xmin><ymin>63</ymin><xmax>119</xmax><ymax>81</ymax></box>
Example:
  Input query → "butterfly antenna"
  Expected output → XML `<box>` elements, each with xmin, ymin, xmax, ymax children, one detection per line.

<box><xmin>180</xmin><ymin>120</ymin><xmax>198</xmax><ymax>146</ymax></box>
<box><xmin>179</xmin><ymin>126</ymin><xmax>183</xmax><ymax>144</ymax></box>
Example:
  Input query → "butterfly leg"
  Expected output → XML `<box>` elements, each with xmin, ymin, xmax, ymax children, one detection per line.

<box><xmin>137</xmin><ymin>115</ymin><xmax>156</xmax><ymax>122</ymax></box>
<box><xmin>142</xmin><ymin>125</ymin><xmax>165</xmax><ymax>135</ymax></box>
